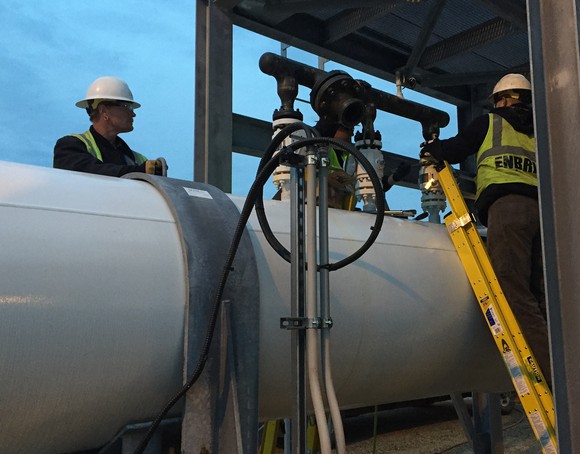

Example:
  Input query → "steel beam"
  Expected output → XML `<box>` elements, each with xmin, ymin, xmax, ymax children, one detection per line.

<box><xmin>419</xmin><ymin>67</ymin><xmax>528</xmax><ymax>88</ymax></box>
<box><xmin>214</xmin><ymin>0</ymin><xmax>244</xmax><ymax>10</ymax></box>
<box><xmin>527</xmin><ymin>0</ymin><xmax>580</xmax><ymax>452</ymax></box>
<box><xmin>265</xmin><ymin>0</ymin><xmax>422</xmax><ymax>14</ymax></box>
<box><xmin>419</xmin><ymin>18</ymin><xmax>517</xmax><ymax>69</ymax></box>
<box><xmin>324</xmin><ymin>3</ymin><xmax>409</xmax><ymax>44</ymax></box>
<box><xmin>481</xmin><ymin>0</ymin><xmax>528</xmax><ymax>30</ymax></box>
<box><xmin>404</xmin><ymin>0</ymin><xmax>446</xmax><ymax>73</ymax></box>
<box><xmin>194</xmin><ymin>0</ymin><xmax>233</xmax><ymax>192</ymax></box>
<box><xmin>231</xmin><ymin>13</ymin><xmax>472</xmax><ymax>105</ymax></box>
<box><xmin>232</xmin><ymin>113</ymin><xmax>272</xmax><ymax>158</ymax></box>
<box><xmin>230</xmin><ymin>109</ymin><xmax>477</xmax><ymax>197</ymax></box>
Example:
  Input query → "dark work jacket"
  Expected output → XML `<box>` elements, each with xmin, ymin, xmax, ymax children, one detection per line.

<box><xmin>53</xmin><ymin>126</ymin><xmax>146</xmax><ymax>177</ymax></box>
<box><xmin>422</xmin><ymin>104</ymin><xmax>538</xmax><ymax>226</ymax></box>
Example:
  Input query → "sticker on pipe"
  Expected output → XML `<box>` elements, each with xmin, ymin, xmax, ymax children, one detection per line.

<box><xmin>183</xmin><ymin>187</ymin><xmax>213</xmax><ymax>199</ymax></box>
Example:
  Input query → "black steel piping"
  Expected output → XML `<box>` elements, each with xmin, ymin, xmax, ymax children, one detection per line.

<box><xmin>366</xmin><ymin>85</ymin><xmax>449</xmax><ymax>138</ymax></box>
<box><xmin>259</xmin><ymin>52</ymin><xmax>325</xmax><ymax>89</ymax></box>
<box><xmin>260</xmin><ymin>52</ymin><xmax>365</xmax><ymax>128</ymax></box>
<box><xmin>259</xmin><ymin>52</ymin><xmax>450</xmax><ymax>138</ymax></box>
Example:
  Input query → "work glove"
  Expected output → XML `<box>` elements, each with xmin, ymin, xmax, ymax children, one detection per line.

<box><xmin>392</xmin><ymin>161</ymin><xmax>411</xmax><ymax>182</ymax></box>
<box><xmin>145</xmin><ymin>158</ymin><xmax>168</xmax><ymax>176</ymax></box>
<box><xmin>382</xmin><ymin>161</ymin><xmax>411</xmax><ymax>192</ymax></box>
<box><xmin>419</xmin><ymin>138</ymin><xmax>442</xmax><ymax>161</ymax></box>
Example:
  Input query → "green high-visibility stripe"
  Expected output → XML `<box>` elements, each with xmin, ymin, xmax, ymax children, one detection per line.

<box><xmin>70</xmin><ymin>130</ymin><xmax>103</xmax><ymax>161</ymax></box>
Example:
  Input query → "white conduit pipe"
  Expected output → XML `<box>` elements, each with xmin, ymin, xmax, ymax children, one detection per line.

<box><xmin>324</xmin><ymin>337</ymin><xmax>346</xmax><ymax>453</ymax></box>
<box><xmin>306</xmin><ymin>155</ymin><xmax>331</xmax><ymax>454</ymax></box>
<box><xmin>318</xmin><ymin>158</ymin><xmax>346</xmax><ymax>454</ymax></box>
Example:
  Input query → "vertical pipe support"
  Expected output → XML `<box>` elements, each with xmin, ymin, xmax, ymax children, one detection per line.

<box><xmin>527</xmin><ymin>0</ymin><xmax>580</xmax><ymax>450</ymax></box>
<box><xmin>290</xmin><ymin>165</ymin><xmax>307</xmax><ymax>454</ymax></box>
<box><xmin>194</xmin><ymin>0</ymin><xmax>233</xmax><ymax>192</ymax></box>
<box><xmin>125</xmin><ymin>174</ymin><xmax>260</xmax><ymax>453</ymax></box>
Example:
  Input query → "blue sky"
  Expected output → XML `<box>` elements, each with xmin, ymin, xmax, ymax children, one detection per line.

<box><xmin>0</xmin><ymin>1</ymin><xmax>458</xmax><ymax>213</ymax></box>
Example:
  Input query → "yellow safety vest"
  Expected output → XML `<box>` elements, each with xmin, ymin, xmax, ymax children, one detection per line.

<box><xmin>328</xmin><ymin>147</ymin><xmax>344</xmax><ymax>172</ymax></box>
<box><xmin>70</xmin><ymin>130</ymin><xmax>147</xmax><ymax>165</ymax></box>
<box><xmin>476</xmin><ymin>113</ymin><xmax>537</xmax><ymax>199</ymax></box>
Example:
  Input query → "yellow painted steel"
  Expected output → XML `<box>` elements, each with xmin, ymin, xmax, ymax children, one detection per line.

<box><xmin>259</xmin><ymin>418</ymin><xmax>321</xmax><ymax>453</ymax></box>
<box><xmin>436</xmin><ymin>161</ymin><xmax>557</xmax><ymax>454</ymax></box>
<box><xmin>306</xmin><ymin>416</ymin><xmax>321</xmax><ymax>454</ymax></box>
<box><xmin>260</xmin><ymin>420</ymin><xmax>280</xmax><ymax>454</ymax></box>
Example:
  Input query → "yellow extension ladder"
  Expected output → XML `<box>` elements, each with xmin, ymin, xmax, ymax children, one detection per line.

<box><xmin>436</xmin><ymin>161</ymin><xmax>557</xmax><ymax>453</ymax></box>
<box><xmin>260</xmin><ymin>418</ymin><xmax>320</xmax><ymax>454</ymax></box>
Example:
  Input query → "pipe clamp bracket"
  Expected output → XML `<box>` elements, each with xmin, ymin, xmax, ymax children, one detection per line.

<box><xmin>280</xmin><ymin>317</ymin><xmax>322</xmax><ymax>330</ymax></box>
<box><xmin>306</xmin><ymin>154</ymin><xmax>318</xmax><ymax>166</ymax></box>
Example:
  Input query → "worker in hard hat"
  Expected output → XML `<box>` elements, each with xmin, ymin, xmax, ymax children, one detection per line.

<box><xmin>420</xmin><ymin>74</ymin><xmax>551</xmax><ymax>387</ymax></box>
<box><xmin>314</xmin><ymin>119</ymin><xmax>357</xmax><ymax>209</ymax></box>
<box><xmin>54</xmin><ymin>76</ymin><xmax>166</xmax><ymax>177</ymax></box>
<box><xmin>315</xmin><ymin>119</ymin><xmax>411</xmax><ymax>210</ymax></box>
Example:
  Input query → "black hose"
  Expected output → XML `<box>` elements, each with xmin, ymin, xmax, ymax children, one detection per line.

<box><xmin>257</xmin><ymin>121</ymin><xmax>315</xmax><ymax>172</ymax></box>
<box><xmin>254</xmin><ymin>121</ymin><xmax>315</xmax><ymax>263</ymax></box>
<box><xmin>256</xmin><ymin>135</ymin><xmax>385</xmax><ymax>272</ymax></box>
<box><xmin>133</xmin><ymin>151</ymin><xmax>287</xmax><ymax>454</ymax></box>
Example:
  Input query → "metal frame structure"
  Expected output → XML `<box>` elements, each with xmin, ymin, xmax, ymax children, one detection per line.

<box><xmin>527</xmin><ymin>1</ymin><xmax>580</xmax><ymax>451</ymax></box>
<box><xmin>194</xmin><ymin>0</ymin><xmax>580</xmax><ymax>449</ymax></box>
<box><xmin>194</xmin><ymin>0</ymin><xmax>233</xmax><ymax>193</ymax></box>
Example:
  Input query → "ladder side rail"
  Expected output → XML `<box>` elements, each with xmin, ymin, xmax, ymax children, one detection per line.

<box><xmin>437</xmin><ymin>161</ymin><xmax>557</xmax><ymax>453</ymax></box>
<box><xmin>444</xmin><ymin>211</ymin><xmax>555</xmax><ymax>423</ymax></box>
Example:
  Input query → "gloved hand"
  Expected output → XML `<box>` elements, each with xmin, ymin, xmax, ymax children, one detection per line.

<box><xmin>419</xmin><ymin>138</ymin><xmax>442</xmax><ymax>161</ymax></box>
<box><xmin>382</xmin><ymin>161</ymin><xmax>411</xmax><ymax>192</ymax></box>
<box><xmin>419</xmin><ymin>149</ymin><xmax>435</xmax><ymax>161</ymax></box>
<box><xmin>145</xmin><ymin>158</ymin><xmax>168</xmax><ymax>176</ymax></box>
<box><xmin>392</xmin><ymin>161</ymin><xmax>411</xmax><ymax>182</ymax></box>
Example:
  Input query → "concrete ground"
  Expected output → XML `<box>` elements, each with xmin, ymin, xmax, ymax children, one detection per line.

<box><xmin>275</xmin><ymin>399</ymin><xmax>542</xmax><ymax>453</ymax></box>
<box><xmin>341</xmin><ymin>400</ymin><xmax>541</xmax><ymax>453</ymax></box>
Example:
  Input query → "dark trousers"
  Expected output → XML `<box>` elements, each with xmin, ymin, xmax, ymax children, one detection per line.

<box><xmin>486</xmin><ymin>194</ymin><xmax>551</xmax><ymax>387</ymax></box>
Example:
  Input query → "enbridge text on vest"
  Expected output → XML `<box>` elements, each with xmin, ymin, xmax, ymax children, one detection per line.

<box><xmin>494</xmin><ymin>155</ymin><xmax>536</xmax><ymax>174</ymax></box>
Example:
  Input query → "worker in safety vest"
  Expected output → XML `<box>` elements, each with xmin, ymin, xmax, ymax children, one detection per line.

<box><xmin>314</xmin><ymin>119</ymin><xmax>357</xmax><ymax>209</ymax></box>
<box><xmin>420</xmin><ymin>74</ymin><xmax>551</xmax><ymax>387</ymax></box>
<box><xmin>54</xmin><ymin>76</ymin><xmax>166</xmax><ymax>177</ymax></box>
<box><xmin>315</xmin><ymin>119</ymin><xmax>411</xmax><ymax>210</ymax></box>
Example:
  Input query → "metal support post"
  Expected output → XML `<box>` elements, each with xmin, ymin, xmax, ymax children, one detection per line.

<box><xmin>183</xmin><ymin>302</ymin><xmax>248</xmax><ymax>453</ymax></box>
<box><xmin>194</xmin><ymin>0</ymin><xmax>233</xmax><ymax>191</ymax></box>
<box><xmin>472</xmin><ymin>393</ymin><xmax>504</xmax><ymax>454</ymax></box>
<box><xmin>528</xmin><ymin>0</ymin><xmax>580</xmax><ymax>450</ymax></box>
<box><xmin>450</xmin><ymin>393</ymin><xmax>504</xmax><ymax>454</ymax></box>
<box><xmin>290</xmin><ymin>165</ymin><xmax>307</xmax><ymax>454</ymax></box>
<box><xmin>319</xmin><ymin>150</ymin><xmax>331</xmax><ymax>378</ymax></box>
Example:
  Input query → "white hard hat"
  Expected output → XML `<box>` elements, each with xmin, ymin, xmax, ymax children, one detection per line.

<box><xmin>76</xmin><ymin>76</ymin><xmax>141</xmax><ymax>109</ymax></box>
<box><xmin>492</xmin><ymin>74</ymin><xmax>531</xmax><ymax>98</ymax></box>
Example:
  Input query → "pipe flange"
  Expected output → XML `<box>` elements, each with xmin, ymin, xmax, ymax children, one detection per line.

<box><xmin>310</xmin><ymin>71</ymin><xmax>365</xmax><ymax>129</ymax></box>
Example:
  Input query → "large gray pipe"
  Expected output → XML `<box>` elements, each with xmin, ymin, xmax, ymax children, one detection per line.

<box><xmin>0</xmin><ymin>161</ymin><xmax>509</xmax><ymax>453</ymax></box>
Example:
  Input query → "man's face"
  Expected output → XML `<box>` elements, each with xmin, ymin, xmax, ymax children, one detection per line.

<box><xmin>103</xmin><ymin>102</ymin><xmax>136</xmax><ymax>133</ymax></box>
